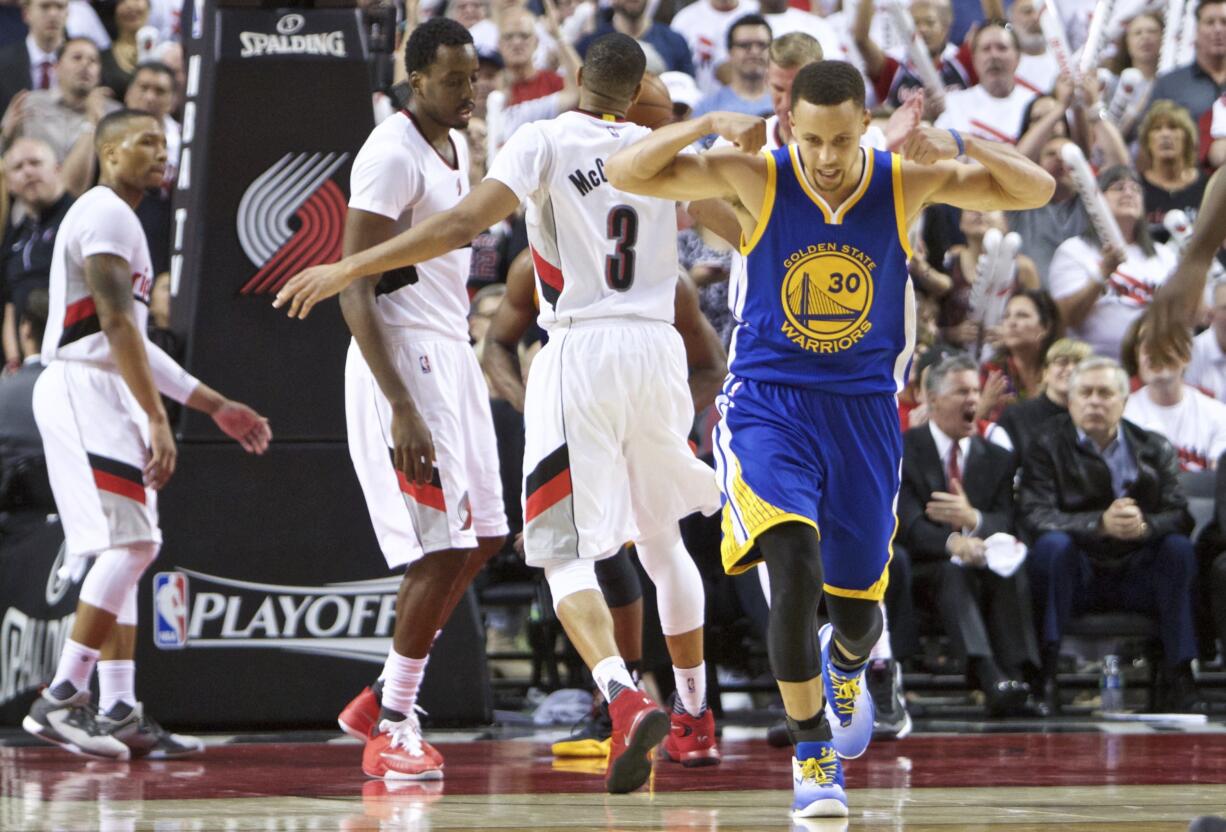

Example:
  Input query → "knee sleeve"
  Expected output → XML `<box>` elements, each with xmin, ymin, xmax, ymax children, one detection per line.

<box><xmin>825</xmin><ymin>594</ymin><xmax>883</xmax><ymax>658</ymax></box>
<box><xmin>117</xmin><ymin>585</ymin><xmax>138</xmax><ymax>626</ymax></box>
<box><xmin>78</xmin><ymin>544</ymin><xmax>159</xmax><ymax>616</ymax></box>
<box><xmin>759</xmin><ymin>523</ymin><xmax>822</xmax><ymax>682</ymax></box>
<box><xmin>635</xmin><ymin>525</ymin><xmax>705</xmax><ymax>636</ymax></box>
<box><xmin>595</xmin><ymin>547</ymin><xmax>642</xmax><ymax>608</ymax></box>
<box><xmin>544</xmin><ymin>558</ymin><xmax>602</xmax><ymax>614</ymax></box>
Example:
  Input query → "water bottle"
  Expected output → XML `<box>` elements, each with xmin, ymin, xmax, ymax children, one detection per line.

<box><xmin>1101</xmin><ymin>655</ymin><xmax>1125</xmax><ymax>713</ymax></box>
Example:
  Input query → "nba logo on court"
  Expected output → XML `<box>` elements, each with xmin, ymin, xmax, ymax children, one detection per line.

<box><xmin>153</xmin><ymin>572</ymin><xmax>190</xmax><ymax>649</ymax></box>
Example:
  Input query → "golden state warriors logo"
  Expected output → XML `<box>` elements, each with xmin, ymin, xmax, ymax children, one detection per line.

<box><xmin>780</xmin><ymin>243</ymin><xmax>876</xmax><ymax>353</ymax></box>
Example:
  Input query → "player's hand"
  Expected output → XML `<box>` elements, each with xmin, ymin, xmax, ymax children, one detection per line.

<box><xmin>1140</xmin><ymin>288</ymin><xmax>1196</xmax><ymax>369</ymax></box>
<box><xmin>706</xmin><ymin>112</ymin><xmax>766</xmax><ymax>154</ymax></box>
<box><xmin>884</xmin><ymin>90</ymin><xmax>924</xmax><ymax>151</ymax></box>
<box><xmin>273</xmin><ymin>262</ymin><xmax>352</xmax><ymax>319</ymax></box>
<box><xmin>392</xmin><ymin>401</ymin><xmax>436</xmax><ymax>485</ymax></box>
<box><xmin>145</xmin><ymin>415</ymin><xmax>177</xmax><ymax>490</ymax></box>
<box><xmin>901</xmin><ymin>126</ymin><xmax>962</xmax><ymax>164</ymax></box>
<box><xmin>213</xmin><ymin>400</ymin><xmax>272</xmax><ymax>454</ymax></box>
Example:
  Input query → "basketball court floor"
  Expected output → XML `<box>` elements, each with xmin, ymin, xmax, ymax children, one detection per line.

<box><xmin>4</xmin><ymin>721</ymin><xmax>1226</xmax><ymax>831</ymax></box>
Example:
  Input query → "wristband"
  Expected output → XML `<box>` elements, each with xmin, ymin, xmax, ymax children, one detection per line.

<box><xmin>948</xmin><ymin>128</ymin><xmax>965</xmax><ymax>157</ymax></box>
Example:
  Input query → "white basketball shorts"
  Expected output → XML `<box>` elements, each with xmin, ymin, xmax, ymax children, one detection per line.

<box><xmin>345</xmin><ymin>336</ymin><xmax>509</xmax><ymax>569</ymax></box>
<box><xmin>33</xmin><ymin>361</ymin><xmax>161</xmax><ymax>558</ymax></box>
<box><xmin>521</xmin><ymin>319</ymin><xmax>720</xmax><ymax>568</ymax></box>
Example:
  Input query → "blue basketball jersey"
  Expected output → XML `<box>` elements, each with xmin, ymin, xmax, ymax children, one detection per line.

<box><xmin>729</xmin><ymin>145</ymin><xmax>917</xmax><ymax>394</ymax></box>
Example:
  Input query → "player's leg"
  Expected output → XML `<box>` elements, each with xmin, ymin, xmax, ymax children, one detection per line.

<box><xmin>96</xmin><ymin>588</ymin><xmax>204</xmax><ymax>758</ymax></box>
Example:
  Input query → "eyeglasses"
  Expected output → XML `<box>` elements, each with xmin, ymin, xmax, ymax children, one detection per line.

<box><xmin>500</xmin><ymin>31</ymin><xmax>534</xmax><ymax>41</ymax></box>
<box><xmin>731</xmin><ymin>40</ymin><xmax>770</xmax><ymax>51</ymax></box>
<box><xmin>1104</xmin><ymin>180</ymin><xmax>1143</xmax><ymax>194</ymax></box>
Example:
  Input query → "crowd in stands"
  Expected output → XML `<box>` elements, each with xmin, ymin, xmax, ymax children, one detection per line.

<box><xmin>2</xmin><ymin>0</ymin><xmax>1226</xmax><ymax>718</ymax></box>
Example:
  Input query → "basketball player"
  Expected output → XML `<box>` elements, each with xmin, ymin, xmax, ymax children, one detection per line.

<box><xmin>483</xmin><ymin>245</ymin><xmax>727</xmax><ymax>761</ymax></box>
<box><xmin>23</xmin><ymin>108</ymin><xmax>272</xmax><ymax>760</ymax></box>
<box><xmin>604</xmin><ymin>61</ymin><xmax>1054</xmax><ymax>817</ymax></box>
<box><xmin>316</xmin><ymin>18</ymin><xmax>509</xmax><ymax>781</ymax></box>
<box><xmin>276</xmin><ymin>34</ymin><xmax>729</xmax><ymax>794</ymax></box>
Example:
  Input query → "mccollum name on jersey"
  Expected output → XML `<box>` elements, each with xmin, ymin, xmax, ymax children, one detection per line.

<box><xmin>567</xmin><ymin>157</ymin><xmax>609</xmax><ymax>197</ymax></box>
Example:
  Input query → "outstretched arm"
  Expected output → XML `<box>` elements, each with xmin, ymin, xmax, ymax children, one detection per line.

<box><xmin>274</xmin><ymin>179</ymin><xmax>522</xmax><ymax>319</ymax></box>
<box><xmin>900</xmin><ymin>128</ymin><xmax>1056</xmax><ymax>220</ymax></box>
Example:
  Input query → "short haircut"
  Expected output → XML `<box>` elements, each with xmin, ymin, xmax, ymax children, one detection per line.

<box><xmin>21</xmin><ymin>288</ymin><xmax>49</xmax><ymax>346</ymax></box>
<box><xmin>1137</xmin><ymin>100</ymin><xmax>1198</xmax><ymax>173</ymax></box>
<box><xmin>924</xmin><ymin>353</ymin><xmax>978</xmax><ymax>397</ymax></box>
<box><xmin>970</xmin><ymin>19</ymin><xmax>1020</xmax><ymax>52</ymax></box>
<box><xmin>791</xmin><ymin>60</ymin><xmax>865</xmax><ymax>110</ymax></box>
<box><xmin>1044</xmin><ymin>337</ymin><xmax>1094</xmax><ymax>368</ymax></box>
<box><xmin>769</xmin><ymin>32</ymin><xmax>822</xmax><ymax>69</ymax></box>
<box><xmin>1197</xmin><ymin>0</ymin><xmax>1226</xmax><ymax>21</ymax></box>
<box><xmin>94</xmin><ymin>107</ymin><xmax>159</xmax><ymax>154</ymax></box>
<box><xmin>3</xmin><ymin>135</ymin><xmax>56</xmax><ymax>166</ymax></box>
<box><xmin>58</xmin><ymin>36</ymin><xmax>99</xmax><ymax>60</ymax></box>
<box><xmin>913</xmin><ymin>0</ymin><xmax>953</xmax><ymax>22</ymax></box>
<box><xmin>582</xmin><ymin>33</ymin><xmax>646</xmax><ymax>103</ymax></box>
<box><xmin>726</xmin><ymin>13</ymin><xmax>772</xmax><ymax>51</ymax></box>
<box><xmin>404</xmin><ymin>17</ymin><xmax>474</xmax><ymax>76</ymax></box>
<box><xmin>133</xmin><ymin>60</ymin><xmax>175</xmax><ymax>85</ymax></box>
<box><xmin>1070</xmin><ymin>356</ymin><xmax>1130</xmax><ymax>399</ymax></box>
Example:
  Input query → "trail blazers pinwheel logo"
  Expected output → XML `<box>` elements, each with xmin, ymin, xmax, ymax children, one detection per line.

<box><xmin>237</xmin><ymin>152</ymin><xmax>349</xmax><ymax>295</ymax></box>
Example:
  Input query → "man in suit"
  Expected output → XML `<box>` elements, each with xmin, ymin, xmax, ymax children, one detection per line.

<box><xmin>0</xmin><ymin>0</ymin><xmax>67</xmax><ymax>120</ymax></box>
<box><xmin>1021</xmin><ymin>357</ymin><xmax>1199</xmax><ymax>712</ymax></box>
<box><xmin>895</xmin><ymin>353</ymin><xmax>1040</xmax><ymax>716</ymax></box>
<box><xmin>0</xmin><ymin>288</ymin><xmax>49</xmax><ymax>522</ymax></box>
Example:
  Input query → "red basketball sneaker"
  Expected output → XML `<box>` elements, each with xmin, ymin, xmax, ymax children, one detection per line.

<box><xmin>338</xmin><ymin>686</ymin><xmax>380</xmax><ymax>741</ymax></box>
<box><xmin>660</xmin><ymin>708</ymin><xmax>720</xmax><ymax>767</ymax></box>
<box><xmin>605</xmin><ymin>690</ymin><xmax>669</xmax><ymax>794</ymax></box>
<box><xmin>363</xmin><ymin>713</ymin><xmax>444</xmax><ymax>781</ymax></box>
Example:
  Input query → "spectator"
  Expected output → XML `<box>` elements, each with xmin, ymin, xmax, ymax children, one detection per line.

<box><xmin>450</xmin><ymin>0</ymin><xmax>499</xmax><ymax>54</ymax></box>
<box><xmin>1104</xmin><ymin>11</ymin><xmax>1161</xmax><ymax>88</ymax></box>
<box><xmin>1195</xmin><ymin>451</ymin><xmax>1226</xmax><ymax>667</ymax></box>
<box><xmin>999</xmin><ymin>0</ymin><xmax>1057</xmax><ymax>95</ymax></box>
<box><xmin>1147</xmin><ymin>0</ymin><xmax>1226</xmax><ymax>125</ymax></box>
<box><xmin>1210</xmin><ymin>94</ymin><xmax>1226</xmax><ymax>170</ymax></box>
<box><xmin>0</xmin><ymin>0</ymin><xmax>67</xmax><ymax>117</ymax></box>
<box><xmin>576</xmin><ymin>0</ymin><xmax>694</xmax><ymax>77</ymax></box>
<box><xmin>854</xmin><ymin>0</ymin><xmax>972</xmax><ymax>119</ymax></box>
<box><xmin>1049</xmin><ymin>165</ymin><xmax>1178</xmax><ymax>360</ymax></box>
<box><xmin>500</xmin><ymin>9</ymin><xmax>562</xmax><ymax>105</ymax></box>
<box><xmin>694</xmin><ymin>14</ymin><xmax>772</xmax><ymax>118</ymax></box>
<box><xmin>487</xmin><ymin>6</ymin><xmax>580</xmax><ymax>149</ymax></box>
<box><xmin>669</xmin><ymin>0</ymin><xmax>758</xmax><ymax>94</ymax></box>
<box><xmin>1187</xmin><ymin>280</ymin><xmax>1226</xmax><ymax>400</ymax></box>
<box><xmin>1016</xmin><ymin>75</ymin><xmax>1131</xmax><ymax>170</ymax></box>
<box><xmin>0</xmin><ymin>287</ymin><xmax>47</xmax><ymax>513</ymax></box>
<box><xmin>979</xmin><ymin>289</ymin><xmax>1060</xmax><ymax>422</ymax></box>
<box><xmin>1022</xmin><ymin>356</ymin><xmax>1200</xmax><ymax>713</ymax></box>
<box><xmin>124</xmin><ymin>61</ymin><xmax>179</xmax><ymax>187</ymax></box>
<box><xmin>1</xmin><ymin>137</ymin><xmax>70</xmax><ymax>370</ymax></box>
<box><xmin>1123</xmin><ymin>323</ymin><xmax>1226</xmax><ymax>471</ymax></box>
<box><xmin>1137</xmin><ymin>101</ymin><xmax>1209</xmax><ymax>239</ymax></box>
<box><xmin>933</xmin><ymin>209</ymin><xmax>1040</xmax><ymax>350</ymax></box>
<box><xmin>99</xmin><ymin>0</ymin><xmax>151</xmax><ymax>101</ymax></box>
<box><xmin>662</xmin><ymin>69</ymin><xmax>701</xmax><ymax>121</ymax></box>
<box><xmin>992</xmin><ymin>337</ymin><xmax>1094</xmax><ymax>458</ymax></box>
<box><xmin>753</xmin><ymin>0</ymin><xmax>839</xmax><ymax>71</ymax></box>
<box><xmin>896</xmin><ymin>354</ymin><xmax>1040</xmax><ymax>715</ymax></box>
<box><xmin>153</xmin><ymin>40</ymin><xmax>184</xmax><ymax>118</ymax></box>
<box><xmin>5</xmin><ymin>37</ymin><xmax>116</xmax><ymax>161</ymax></box>
<box><xmin>935</xmin><ymin>21</ymin><xmax>1034</xmax><ymax>144</ymax></box>
<box><xmin>1007</xmin><ymin>136</ymin><xmax>1088</xmax><ymax>280</ymax></box>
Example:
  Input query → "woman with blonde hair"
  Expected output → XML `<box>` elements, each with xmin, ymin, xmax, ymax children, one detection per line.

<box><xmin>1137</xmin><ymin>100</ymin><xmax>1209</xmax><ymax>239</ymax></box>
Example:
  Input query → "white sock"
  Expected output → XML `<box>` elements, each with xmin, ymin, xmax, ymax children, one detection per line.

<box><xmin>870</xmin><ymin>603</ymin><xmax>893</xmax><ymax>661</ymax></box>
<box><xmin>97</xmin><ymin>660</ymin><xmax>136</xmax><ymax>714</ymax></box>
<box><xmin>51</xmin><ymin>639</ymin><xmax>100</xmax><ymax>695</ymax></box>
<box><xmin>382</xmin><ymin>649</ymin><xmax>428</xmax><ymax>716</ymax></box>
<box><xmin>673</xmin><ymin>662</ymin><xmax>707</xmax><ymax>717</ymax></box>
<box><xmin>378</xmin><ymin>633</ymin><xmax>438</xmax><ymax>683</ymax></box>
<box><xmin>592</xmin><ymin>656</ymin><xmax>637</xmax><ymax>703</ymax></box>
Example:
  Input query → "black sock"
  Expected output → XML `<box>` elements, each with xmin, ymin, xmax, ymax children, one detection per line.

<box><xmin>786</xmin><ymin>711</ymin><xmax>833</xmax><ymax>745</ymax></box>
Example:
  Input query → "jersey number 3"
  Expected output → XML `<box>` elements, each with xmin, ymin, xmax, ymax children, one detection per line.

<box><xmin>604</xmin><ymin>205</ymin><xmax>638</xmax><ymax>292</ymax></box>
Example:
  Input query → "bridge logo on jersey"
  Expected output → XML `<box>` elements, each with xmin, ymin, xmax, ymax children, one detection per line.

<box><xmin>151</xmin><ymin>568</ymin><xmax>402</xmax><ymax>664</ymax></box>
<box><xmin>779</xmin><ymin>243</ymin><xmax>875</xmax><ymax>354</ymax></box>
<box><xmin>236</xmin><ymin>152</ymin><xmax>349</xmax><ymax>296</ymax></box>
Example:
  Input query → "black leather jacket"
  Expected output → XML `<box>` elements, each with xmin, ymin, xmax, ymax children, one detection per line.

<box><xmin>1019</xmin><ymin>414</ymin><xmax>1194</xmax><ymax>568</ymax></box>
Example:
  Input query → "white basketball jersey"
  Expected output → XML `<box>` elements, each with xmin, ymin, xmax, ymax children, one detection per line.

<box><xmin>485</xmin><ymin>110</ymin><xmax>678</xmax><ymax>330</ymax></box>
<box><xmin>348</xmin><ymin>110</ymin><xmax>472</xmax><ymax>341</ymax></box>
<box><xmin>42</xmin><ymin>187</ymin><xmax>154</xmax><ymax>366</ymax></box>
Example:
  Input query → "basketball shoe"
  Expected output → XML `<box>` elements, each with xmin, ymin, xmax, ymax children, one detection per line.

<box><xmin>363</xmin><ymin>709</ymin><xmax>444</xmax><ymax>780</ymax></box>
<box><xmin>791</xmin><ymin>740</ymin><xmax>847</xmax><ymax>818</ymax></box>
<box><xmin>338</xmin><ymin>680</ymin><xmax>382</xmax><ymax>741</ymax></box>
<box><xmin>819</xmin><ymin>623</ymin><xmax>874</xmax><ymax>759</ymax></box>
<box><xmin>660</xmin><ymin>702</ymin><xmax>719</xmax><ymax>767</ymax></box>
<box><xmin>23</xmin><ymin>684</ymin><xmax>130</xmax><ymax>760</ymax></box>
<box><xmin>99</xmin><ymin>701</ymin><xmax>205</xmax><ymax>758</ymax></box>
<box><xmin>604</xmin><ymin>688</ymin><xmax>669</xmax><ymax>794</ymax></box>
<box><xmin>551</xmin><ymin>699</ymin><xmax>613</xmax><ymax>758</ymax></box>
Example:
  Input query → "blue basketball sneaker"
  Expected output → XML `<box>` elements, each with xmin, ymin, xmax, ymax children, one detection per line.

<box><xmin>819</xmin><ymin>623</ymin><xmax>874</xmax><ymax>759</ymax></box>
<box><xmin>791</xmin><ymin>740</ymin><xmax>847</xmax><ymax>818</ymax></box>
